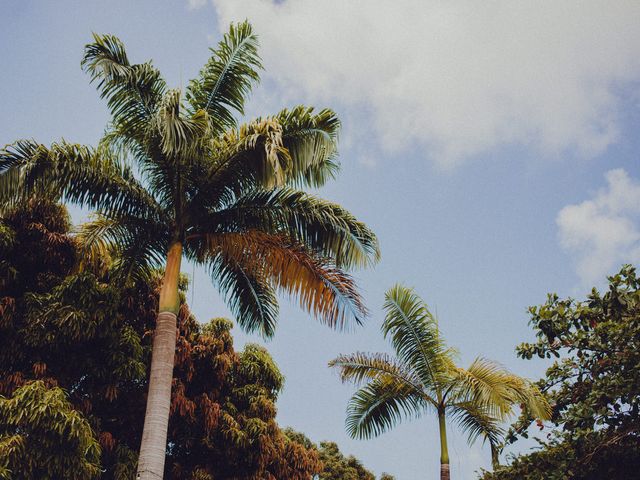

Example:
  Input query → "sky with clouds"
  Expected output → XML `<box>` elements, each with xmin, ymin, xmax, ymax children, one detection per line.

<box><xmin>3</xmin><ymin>1</ymin><xmax>640</xmax><ymax>478</ymax></box>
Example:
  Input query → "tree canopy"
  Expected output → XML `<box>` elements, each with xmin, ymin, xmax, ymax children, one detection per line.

<box><xmin>283</xmin><ymin>429</ymin><xmax>394</xmax><ymax>480</ymax></box>
<box><xmin>0</xmin><ymin>200</ymin><xmax>323</xmax><ymax>479</ymax></box>
<box><xmin>0</xmin><ymin>21</ymin><xmax>379</xmax><ymax>338</ymax></box>
<box><xmin>482</xmin><ymin>265</ymin><xmax>640</xmax><ymax>480</ymax></box>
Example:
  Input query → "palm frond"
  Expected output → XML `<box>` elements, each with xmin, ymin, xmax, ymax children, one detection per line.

<box><xmin>382</xmin><ymin>285</ymin><xmax>452</xmax><ymax>391</ymax></box>
<box><xmin>0</xmin><ymin>140</ymin><xmax>164</xmax><ymax>220</ymax></box>
<box><xmin>186</xmin><ymin>21</ymin><xmax>261</xmax><ymax>134</ymax></box>
<box><xmin>155</xmin><ymin>89</ymin><xmax>210</xmax><ymax>158</ymax></box>
<box><xmin>448</xmin><ymin>358</ymin><xmax>551</xmax><ymax>420</ymax></box>
<box><xmin>207</xmin><ymin>253</ymin><xmax>279</xmax><ymax>337</ymax></box>
<box><xmin>276</xmin><ymin>106</ymin><xmax>341</xmax><ymax>188</ymax></box>
<box><xmin>186</xmin><ymin>230</ymin><xmax>367</xmax><ymax>332</ymax></box>
<box><xmin>77</xmin><ymin>213</ymin><xmax>168</xmax><ymax>282</ymax></box>
<box><xmin>193</xmin><ymin>187</ymin><xmax>379</xmax><ymax>269</ymax></box>
<box><xmin>82</xmin><ymin>33</ymin><xmax>166</xmax><ymax>143</ymax></box>
<box><xmin>200</xmin><ymin>108</ymin><xmax>341</xmax><ymax>202</ymax></box>
<box><xmin>345</xmin><ymin>377</ymin><xmax>429</xmax><ymax>439</ymax></box>
<box><xmin>449</xmin><ymin>403</ymin><xmax>505</xmax><ymax>446</ymax></box>
<box><xmin>329</xmin><ymin>352</ymin><xmax>434</xmax><ymax>405</ymax></box>
<box><xmin>207</xmin><ymin>117</ymin><xmax>292</xmax><ymax>193</ymax></box>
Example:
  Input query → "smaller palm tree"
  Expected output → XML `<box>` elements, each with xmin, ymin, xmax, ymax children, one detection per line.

<box><xmin>329</xmin><ymin>285</ymin><xmax>550</xmax><ymax>480</ymax></box>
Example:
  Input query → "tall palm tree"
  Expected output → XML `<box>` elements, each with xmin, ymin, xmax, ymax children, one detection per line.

<box><xmin>0</xmin><ymin>22</ymin><xmax>379</xmax><ymax>479</ymax></box>
<box><xmin>330</xmin><ymin>285</ymin><xmax>549</xmax><ymax>480</ymax></box>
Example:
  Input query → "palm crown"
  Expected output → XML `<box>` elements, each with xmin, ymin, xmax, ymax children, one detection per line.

<box><xmin>0</xmin><ymin>22</ymin><xmax>379</xmax><ymax>337</ymax></box>
<box><xmin>330</xmin><ymin>285</ymin><xmax>550</xmax><ymax>479</ymax></box>
<box><xmin>1</xmin><ymin>23</ymin><xmax>380</xmax><ymax>478</ymax></box>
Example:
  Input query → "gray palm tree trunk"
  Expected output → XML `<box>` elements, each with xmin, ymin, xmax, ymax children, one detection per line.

<box><xmin>137</xmin><ymin>242</ymin><xmax>182</xmax><ymax>479</ymax></box>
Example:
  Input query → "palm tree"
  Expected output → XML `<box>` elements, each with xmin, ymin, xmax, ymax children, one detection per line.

<box><xmin>330</xmin><ymin>285</ymin><xmax>549</xmax><ymax>480</ymax></box>
<box><xmin>0</xmin><ymin>22</ymin><xmax>379</xmax><ymax>479</ymax></box>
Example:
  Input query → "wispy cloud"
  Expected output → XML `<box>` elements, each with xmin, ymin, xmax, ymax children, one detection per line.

<box><xmin>187</xmin><ymin>0</ymin><xmax>208</xmax><ymax>10</ymax></box>
<box><xmin>212</xmin><ymin>0</ymin><xmax>640</xmax><ymax>167</ymax></box>
<box><xmin>557</xmin><ymin>169</ymin><xmax>640</xmax><ymax>286</ymax></box>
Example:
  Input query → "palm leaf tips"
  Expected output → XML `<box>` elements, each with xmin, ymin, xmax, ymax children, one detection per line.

<box><xmin>187</xmin><ymin>20</ymin><xmax>262</xmax><ymax>134</ymax></box>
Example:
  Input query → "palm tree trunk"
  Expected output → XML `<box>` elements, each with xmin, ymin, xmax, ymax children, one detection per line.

<box><xmin>491</xmin><ymin>443</ymin><xmax>500</xmax><ymax>470</ymax></box>
<box><xmin>137</xmin><ymin>242</ymin><xmax>182</xmax><ymax>480</ymax></box>
<box><xmin>438</xmin><ymin>409</ymin><xmax>450</xmax><ymax>480</ymax></box>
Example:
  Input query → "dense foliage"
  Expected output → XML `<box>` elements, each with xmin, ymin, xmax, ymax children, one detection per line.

<box><xmin>0</xmin><ymin>200</ymin><xmax>322</xmax><ymax>479</ymax></box>
<box><xmin>0</xmin><ymin>381</ymin><xmax>101</xmax><ymax>479</ymax></box>
<box><xmin>283</xmin><ymin>429</ymin><xmax>394</xmax><ymax>480</ymax></box>
<box><xmin>482</xmin><ymin>266</ymin><xmax>640</xmax><ymax>479</ymax></box>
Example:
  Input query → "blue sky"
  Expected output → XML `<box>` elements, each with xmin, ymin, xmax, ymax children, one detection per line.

<box><xmin>3</xmin><ymin>1</ymin><xmax>640</xmax><ymax>478</ymax></box>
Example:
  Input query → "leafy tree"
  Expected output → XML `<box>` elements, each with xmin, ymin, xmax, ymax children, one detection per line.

<box><xmin>0</xmin><ymin>21</ymin><xmax>379</xmax><ymax>478</ymax></box>
<box><xmin>318</xmin><ymin>441</ymin><xmax>375</xmax><ymax>480</ymax></box>
<box><xmin>0</xmin><ymin>201</ymin><xmax>323</xmax><ymax>479</ymax></box>
<box><xmin>0</xmin><ymin>381</ymin><xmax>101</xmax><ymax>480</ymax></box>
<box><xmin>481</xmin><ymin>265</ymin><xmax>640</xmax><ymax>480</ymax></box>
<box><xmin>283</xmin><ymin>429</ymin><xmax>392</xmax><ymax>480</ymax></box>
<box><xmin>330</xmin><ymin>285</ymin><xmax>550</xmax><ymax>480</ymax></box>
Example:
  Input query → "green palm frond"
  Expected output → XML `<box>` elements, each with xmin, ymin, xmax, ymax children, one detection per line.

<box><xmin>186</xmin><ymin>231</ymin><xmax>367</xmax><ymax>332</ymax></box>
<box><xmin>77</xmin><ymin>213</ymin><xmax>168</xmax><ymax>282</ymax></box>
<box><xmin>345</xmin><ymin>377</ymin><xmax>429</xmax><ymax>439</ymax></box>
<box><xmin>447</xmin><ymin>359</ymin><xmax>517</xmax><ymax>416</ymax></box>
<box><xmin>207</xmin><ymin>253</ymin><xmax>279</xmax><ymax>337</ymax></box>
<box><xmin>186</xmin><ymin>20</ymin><xmax>262</xmax><ymax>134</ymax></box>
<box><xmin>201</xmin><ymin>107</ymin><xmax>342</xmax><ymax>198</ymax></box>
<box><xmin>517</xmin><ymin>383</ymin><xmax>551</xmax><ymax>420</ymax></box>
<box><xmin>277</xmin><ymin>106</ymin><xmax>341</xmax><ymax>188</ymax></box>
<box><xmin>329</xmin><ymin>352</ymin><xmax>434</xmax><ymax>404</ymax></box>
<box><xmin>206</xmin><ymin>117</ymin><xmax>292</xmax><ymax>193</ymax></box>
<box><xmin>382</xmin><ymin>285</ymin><xmax>452</xmax><ymax>390</ymax></box>
<box><xmin>154</xmin><ymin>89</ymin><xmax>210</xmax><ymax>157</ymax></box>
<box><xmin>448</xmin><ymin>358</ymin><xmax>551</xmax><ymax>420</ymax></box>
<box><xmin>449</xmin><ymin>403</ymin><xmax>505</xmax><ymax>446</ymax></box>
<box><xmin>195</xmin><ymin>188</ymin><xmax>379</xmax><ymax>269</ymax></box>
<box><xmin>82</xmin><ymin>33</ymin><xmax>166</xmax><ymax>142</ymax></box>
<box><xmin>0</xmin><ymin>140</ymin><xmax>163</xmax><ymax>220</ymax></box>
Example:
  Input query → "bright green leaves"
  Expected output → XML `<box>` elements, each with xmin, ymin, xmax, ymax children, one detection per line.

<box><xmin>0</xmin><ymin>381</ymin><xmax>101</xmax><ymax>480</ymax></box>
<box><xmin>448</xmin><ymin>358</ymin><xmax>550</xmax><ymax>422</ymax></box>
<box><xmin>236</xmin><ymin>344</ymin><xmax>284</xmax><ymax>397</ymax></box>
<box><xmin>187</xmin><ymin>21</ymin><xmax>262</xmax><ymax>134</ymax></box>
<box><xmin>382</xmin><ymin>284</ymin><xmax>452</xmax><ymax>391</ymax></box>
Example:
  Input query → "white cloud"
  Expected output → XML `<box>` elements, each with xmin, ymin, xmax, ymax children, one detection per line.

<box><xmin>557</xmin><ymin>169</ymin><xmax>640</xmax><ymax>285</ymax></box>
<box><xmin>211</xmin><ymin>0</ymin><xmax>640</xmax><ymax>167</ymax></box>
<box><xmin>188</xmin><ymin>0</ymin><xmax>208</xmax><ymax>10</ymax></box>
